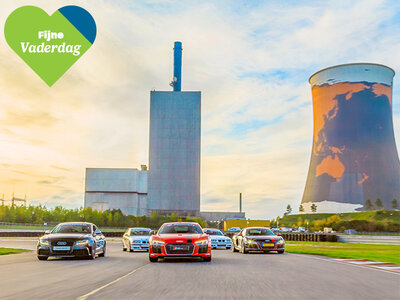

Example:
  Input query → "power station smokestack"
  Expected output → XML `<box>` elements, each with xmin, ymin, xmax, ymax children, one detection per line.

<box><xmin>172</xmin><ymin>41</ymin><xmax>182</xmax><ymax>91</ymax></box>
<box><xmin>239</xmin><ymin>193</ymin><xmax>242</xmax><ymax>213</ymax></box>
<box><xmin>301</xmin><ymin>63</ymin><xmax>399</xmax><ymax>213</ymax></box>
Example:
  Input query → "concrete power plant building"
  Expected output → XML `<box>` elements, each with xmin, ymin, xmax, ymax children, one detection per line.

<box><xmin>302</xmin><ymin>63</ymin><xmax>400</xmax><ymax>213</ymax></box>
<box><xmin>147</xmin><ymin>42</ymin><xmax>201</xmax><ymax>216</ymax></box>
<box><xmin>84</xmin><ymin>42</ymin><xmax>244</xmax><ymax>220</ymax></box>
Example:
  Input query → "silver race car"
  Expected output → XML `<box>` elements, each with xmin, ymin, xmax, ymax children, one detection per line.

<box><xmin>122</xmin><ymin>227</ymin><xmax>152</xmax><ymax>252</ymax></box>
<box><xmin>203</xmin><ymin>228</ymin><xmax>232</xmax><ymax>249</ymax></box>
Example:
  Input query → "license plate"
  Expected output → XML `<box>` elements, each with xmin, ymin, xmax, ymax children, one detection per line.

<box><xmin>173</xmin><ymin>246</ymin><xmax>188</xmax><ymax>251</ymax></box>
<box><xmin>262</xmin><ymin>243</ymin><xmax>274</xmax><ymax>247</ymax></box>
<box><xmin>53</xmin><ymin>246</ymin><xmax>70</xmax><ymax>251</ymax></box>
<box><xmin>218</xmin><ymin>243</ymin><xmax>224</xmax><ymax>246</ymax></box>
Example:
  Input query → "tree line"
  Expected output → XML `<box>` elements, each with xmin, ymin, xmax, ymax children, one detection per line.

<box><xmin>271</xmin><ymin>210</ymin><xmax>400</xmax><ymax>232</ymax></box>
<box><xmin>0</xmin><ymin>204</ymin><xmax>209</xmax><ymax>229</ymax></box>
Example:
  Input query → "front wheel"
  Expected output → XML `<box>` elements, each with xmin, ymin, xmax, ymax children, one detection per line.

<box><xmin>203</xmin><ymin>256</ymin><xmax>212</xmax><ymax>262</ymax></box>
<box><xmin>277</xmin><ymin>249</ymin><xmax>285</xmax><ymax>254</ymax></box>
<box><xmin>240</xmin><ymin>242</ymin><xmax>248</xmax><ymax>254</ymax></box>
<box><xmin>89</xmin><ymin>243</ymin><xmax>96</xmax><ymax>260</ymax></box>
<box><xmin>232</xmin><ymin>244</ymin><xmax>238</xmax><ymax>252</ymax></box>
<box><xmin>149</xmin><ymin>256</ymin><xmax>158</xmax><ymax>263</ymax></box>
<box><xmin>37</xmin><ymin>256</ymin><xmax>48</xmax><ymax>261</ymax></box>
<box><xmin>99</xmin><ymin>245</ymin><xmax>106</xmax><ymax>257</ymax></box>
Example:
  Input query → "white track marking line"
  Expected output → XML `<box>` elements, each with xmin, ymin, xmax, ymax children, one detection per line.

<box><xmin>375</xmin><ymin>266</ymin><xmax>400</xmax><ymax>270</ymax></box>
<box><xmin>287</xmin><ymin>253</ymin><xmax>400</xmax><ymax>275</ymax></box>
<box><xmin>76</xmin><ymin>263</ymin><xmax>149</xmax><ymax>300</ymax></box>
<box><xmin>342</xmin><ymin>260</ymin><xmax>383</xmax><ymax>265</ymax></box>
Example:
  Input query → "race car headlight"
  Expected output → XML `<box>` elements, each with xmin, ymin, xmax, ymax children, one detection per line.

<box><xmin>244</xmin><ymin>238</ymin><xmax>254</xmax><ymax>244</ymax></box>
<box><xmin>75</xmin><ymin>239</ymin><xmax>90</xmax><ymax>246</ymax></box>
<box><xmin>195</xmin><ymin>239</ymin><xmax>208</xmax><ymax>246</ymax></box>
<box><xmin>277</xmin><ymin>239</ymin><xmax>284</xmax><ymax>245</ymax></box>
<box><xmin>39</xmin><ymin>238</ymin><xmax>49</xmax><ymax>246</ymax></box>
<box><xmin>152</xmin><ymin>240</ymin><xmax>165</xmax><ymax>246</ymax></box>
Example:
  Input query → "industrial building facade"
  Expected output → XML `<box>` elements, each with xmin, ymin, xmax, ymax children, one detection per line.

<box><xmin>84</xmin><ymin>168</ymin><xmax>148</xmax><ymax>216</ymax></box>
<box><xmin>84</xmin><ymin>42</ymin><xmax>243</xmax><ymax>220</ymax></box>
<box><xmin>147</xmin><ymin>91</ymin><xmax>201</xmax><ymax>216</ymax></box>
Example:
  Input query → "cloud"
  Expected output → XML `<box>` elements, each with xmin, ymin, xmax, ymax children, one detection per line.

<box><xmin>0</xmin><ymin>0</ymin><xmax>399</xmax><ymax>218</ymax></box>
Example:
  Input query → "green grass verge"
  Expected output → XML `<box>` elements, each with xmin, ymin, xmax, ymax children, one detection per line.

<box><xmin>285</xmin><ymin>241</ymin><xmax>400</xmax><ymax>265</ymax></box>
<box><xmin>0</xmin><ymin>248</ymin><xmax>28</xmax><ymax>255</ymax></box>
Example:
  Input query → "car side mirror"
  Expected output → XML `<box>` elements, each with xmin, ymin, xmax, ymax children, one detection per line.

<box><xmin>45</xmin><ymin>230</ymin><xmax>51</xmax><ymax>234</ymax></box>
<box><xmin>94</xmin><ymin>229</ymin><xmax>101</xmax><ymax>236</ymax></box>
<box><xmin>276</xmin><ymin>233</ymin><xmax>281</xmax><ymax>236</ymax></box>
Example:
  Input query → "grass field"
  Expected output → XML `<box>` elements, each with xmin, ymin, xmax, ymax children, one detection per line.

<box><xmin>285</xmin><ymin>241</ymin><xmax>400</xmax><ymax>264</ymax></box>
<box><xmin>0</xmin><ymin>248</ymin><xmax>28</xmax><ymax>255</ymax></box>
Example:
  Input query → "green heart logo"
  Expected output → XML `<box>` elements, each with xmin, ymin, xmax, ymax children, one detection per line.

<box><xmin>4</xmin><ymin>5</ymin><xmax>96</xmax><ymax>86</ymax></box>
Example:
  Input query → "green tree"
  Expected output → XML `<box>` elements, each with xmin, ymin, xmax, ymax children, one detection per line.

<box><xmin>311</xmin><ymin>204</ymin><xmax>317</xmax><ymax>213</ymax></box>
<box><xmin>297</xmin><ymin>217</ymin><xmax>303</xmax><ymax>227</ymax></box>
<box><xmin>107</xmin><ymin>212</ymin><xmax>113</xmax><ymax>226</ymax></box>
<box><xmin>392</xmin><ymin>199</ymin><xmax>398</xmax><ymax>210</ymax></box>
<box><xmin>365</xmin><ymin>199</ymin><xmax>373</xmax><ymax>210</ymax></box>
<box><xmin>170</xmin><ymin>213</ymin><xmax>178</xmax><ymax>222</ymax></box>
<box><xmin>375</xmin><ymin>198</ymin><xmax>383</xmax><ymax>210</ymax></box>
<box><xmin>285</xmin><ymin>204</ymin><xmax>292</xmax><ymax>215</ymax></box>
<box><xmin>299</xmin><ymin>205</ymin><xmax>304</xmax><ymax>212</ymax></box>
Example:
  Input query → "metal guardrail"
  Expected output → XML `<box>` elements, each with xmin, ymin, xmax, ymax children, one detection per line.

<box><xmin>224</xmin><ymin>232</ymin><xmax>337</xmax><ymax>242</ymax></box>
<box><xmin>337</xmin><ymin>235</ymin><xmax>400</xmax><ymax>245</ymax></box>
<box><xmin>281</xmin><ymin>233</ymin><xmax>338</xmax><ymax>242</ymax></box>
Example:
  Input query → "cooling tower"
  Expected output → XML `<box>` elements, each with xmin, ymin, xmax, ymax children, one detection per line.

<box><xmin>301</xmin><ymin>63</ymin><xmax>400</xmax><ymax>212</ymax></box>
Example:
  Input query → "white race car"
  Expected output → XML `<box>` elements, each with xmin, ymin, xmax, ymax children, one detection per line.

<box><xmin>204</xmin><ymin>228</ymin><xmax>232</xmax><ymax>249</ymax></box>
<box><xmin>122</xmin><ymin>227</ymin><xmax>152</xmax><ymax>252</ymax></box>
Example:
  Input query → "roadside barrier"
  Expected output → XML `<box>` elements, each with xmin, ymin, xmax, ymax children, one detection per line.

<box><xmin>337</xmin><ymin>234</ymin><xmax>400</xmax><ymax>245</ymax></box>
<box><xmin>281</xmin><ymin>233</ymin><xmax>338</xmax><ymax>242</ymax></box>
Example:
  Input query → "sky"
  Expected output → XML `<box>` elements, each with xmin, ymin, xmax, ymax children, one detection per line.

<box><xmin>0</xmin><ymin>0</ymin><xmax>400</xmax><ymax>219</ymax></box>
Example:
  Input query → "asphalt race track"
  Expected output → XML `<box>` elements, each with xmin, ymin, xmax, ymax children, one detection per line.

<box><xmin>0</xmin><ymin>239</ymin><xmax>399</xmax><ymax>300</ymax></box>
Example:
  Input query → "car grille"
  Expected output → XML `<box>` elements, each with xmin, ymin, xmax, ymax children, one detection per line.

<box><xmin>165</xmin><ymin>243</ymin><xmax>194</xmax><ymax>255</ymax></box>
<box><xmin>256</xmin><ymin>240</ymin><xmax>275</xmax><ymax>248</ymax></box>
<box><xmin>50</xmin><ymin>238</ymin><xmax>75</xmax><ymax>254</ymax></box>
<box><xmin>50</xmin><ymin>239</ymin><xmax>75</xmax><ymax>247</ymax></box>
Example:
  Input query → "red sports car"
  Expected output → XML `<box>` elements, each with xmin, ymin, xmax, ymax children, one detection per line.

<box><xmin>149</xmin><ymin>222</ymin><xmax>211</xmax><ymax>262</ymax></box>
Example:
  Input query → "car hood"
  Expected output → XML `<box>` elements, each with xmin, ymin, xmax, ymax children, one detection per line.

<box><xmin>41</xmin><ymin>233</ymin><xmax>92</xmax><ymax>240</ymax></box>
<box><xmin>156</xmin><ymin>233</ymin><xmax>206</xmax><ymax>243</ymax></box>
<box><xmin>246</xmin><ymin>235</ymin><xmax>281</xmax><ymax>241</ymax></box>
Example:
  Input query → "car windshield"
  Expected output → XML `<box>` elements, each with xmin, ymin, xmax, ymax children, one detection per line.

<box><xmin>52</xmin><ymin>224</ymin><xmax>91</xmax><ymax>234</ymax></box>
<box><xmin>205</xmin><ymin>230</ymin><xmax>223</xmax><ymax>236</ymax></box>
<box><xmin>159</xmin><ymin>224</ymin><xmax>203</xmax><ymax>234</ymax></box>
<box><xmin>246</xmin><ymin>228</ymin><xmax>275</xmax><ymax>236</ymax></box>
<box><xmin>130</xmin><ymin>229</ymin><xmax>151</xmax><ymax>236</ymax></box>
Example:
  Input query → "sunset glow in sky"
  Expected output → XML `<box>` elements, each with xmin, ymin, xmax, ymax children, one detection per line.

<box><xmin>1</xmin><ymin>0</ymin><xmax>399</xmax><ymax>219</ymax></box>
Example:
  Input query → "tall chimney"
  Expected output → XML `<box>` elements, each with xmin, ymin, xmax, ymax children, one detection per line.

<box><xmin>239</xmin><ymin>193</ymin><xmax>242</xmax><ymax>213</ymax></box>
<box><xmin>173</xmin><ymin>41</ymin><xmax>182</xmax><ymax>91</ymax></box>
